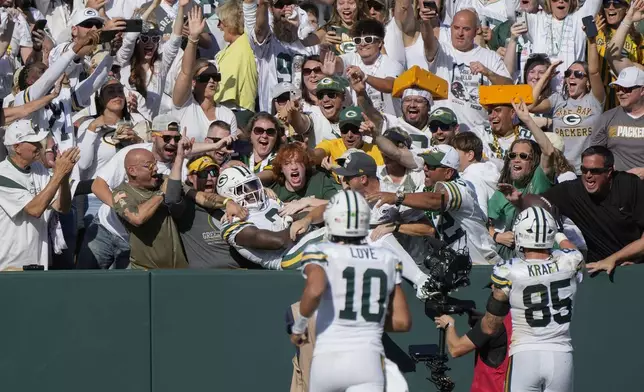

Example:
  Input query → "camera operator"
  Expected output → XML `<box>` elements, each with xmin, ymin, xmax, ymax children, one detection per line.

<box><xmin>434</xmin><ymin>312</ymin><xmax>511</xmax><ymax>392</ymax></box>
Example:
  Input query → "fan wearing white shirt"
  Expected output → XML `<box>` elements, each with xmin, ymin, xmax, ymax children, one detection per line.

<box><xmin>171</xmin><ymin>7</ymin><xmax>237</xmax><ymax>141</ymax></box>
<box><xmin>419</xmin><ymin>7</ymin><xmax>513</xmax><ymax>135</ymax></box>
<box><xmin>322</xmin><ymin>19</ymin><xmax>403</xmax><ymax>117</ymax></box>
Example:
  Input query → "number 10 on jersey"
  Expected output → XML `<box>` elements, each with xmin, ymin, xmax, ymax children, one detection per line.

<box><xmin>339</xmin><ymin>267</ymin><xmax>387</xmax><ymax>322</ymax></box>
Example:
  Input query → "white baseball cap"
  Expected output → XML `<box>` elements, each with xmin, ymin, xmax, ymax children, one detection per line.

<box><xmin>70</xmin><ymin>8</ymin><xmax>104</xmax><ymax>27</ymax></box>
<box><xmin>610</xmin><ymin>66</ymin><xmax>644</xmax><ymax>88</ymax></box>
<box><xmin>4</xmin><ymin>120</ymin><xmax>49</xmax><ymax>146</ymax></box>
<box><xmin>151</xmin><ymin>114</ymin><xmax>181</xmax><ymax>132</ymax></box>
<box><xmin>402</xmin><ymin>88</ymin><xmax>434</xmax><ymax>106</ymax></box>
<box><xmin>271</xmin><ymin>82</ymin><xmax>298</xmax><ymax>100</ymax></box>
<box><xmin>545</xmin><ymin>132</ymin><xmax>565</xmax><ymax>153</ymax></box>
<box><xmin>418</xmin><ymin>144</ymin><xmax>460</xmax><ymax>170</ymax></box>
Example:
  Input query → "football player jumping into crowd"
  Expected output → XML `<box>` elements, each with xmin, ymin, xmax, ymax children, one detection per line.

<box><xmin>481</xmin><ymin>207</ymin><xmax>584</xmax><ymax>392</ymax></box>
<box><xmin>289</xmin><ymin>190</ymin><xmax>412</xmax><ymax>392</ymax></box>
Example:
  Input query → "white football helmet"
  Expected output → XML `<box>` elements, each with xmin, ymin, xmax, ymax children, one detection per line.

<box><xmin>216</xmin><ymin>166</ymin><xmax>268</xmax><ymax>211</ymax></box>
<box><xmin>513</xmin><ymin>207</ymin><xmax>557</xmax><ymax>250</ymax></box>
<box><xmin>324</xmin><ymin>190</ymin><xmax>371</xmax><ymax>238</ymax></box>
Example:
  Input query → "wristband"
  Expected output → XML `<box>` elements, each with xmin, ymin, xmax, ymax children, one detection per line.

<box><xmin>554</xmin><ymin>232</ymin><xmax>569</xmax><ymax>245</ymax></box>
<box><xmin>393</xmin><ymin>223</ymin><xmax>401</xmax><ymax>233</ymax></box>
<box><xmin>493</xmin><ymin>232</ymin><xmax>499</xmax><ymax>242</ymax></box>
<box><xmin>444</xmin><ymin>322</ymin><xmax>452</xmax><ymax>329</ymax></box>
<box><xmin>223</xmin><ymin>198</ymin><xmax>231</xmax><ymax>206</ymax></box>
<box><xmin>292</xmin><ymin>316</ymin><xmax>309</xmax><ymax>334</ymax></box>
<box><xmin>187</xmin><ymin>37</ymin><xmax>199</xmax><ymax>45</ymax></box>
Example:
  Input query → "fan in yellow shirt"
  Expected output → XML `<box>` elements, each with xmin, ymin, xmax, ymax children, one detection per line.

<box><xmin>214</xmin><ymin>2</ymin><xmax>258</xmax><ymax>112</ymax></box>
<box><xmin>311</xmin><ymin>106</ymin><xmax>384</xmax><ymax>182</ymax></box>
<box><xmin>595</xmin><ymin>0</ymin><xmax>643</xmax><ymax>110</ymax></box>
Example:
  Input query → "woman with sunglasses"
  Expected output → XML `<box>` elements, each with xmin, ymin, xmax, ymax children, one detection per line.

<box><xmin>520</xmin><ymin>0</ymin><xmax>602</xmax><ymax>90</ymax></box>
<box><xmin>529</xmin><ymin>34</ymin><xmax>605</xmax><ymax>173</ymax></box>
<box><xmin>114</xmin><ymin>0</ymin><xmax>185</xmax><ymax>121</ymax></box>
<box><xmin>300</xmin><ymin>55</ymin><xmax>324</xmax><ymax>110</ymax></box>
<box><xmin>76</xmin><ymin>79</ymin><xmax>145</xmax><ymax>230</ymax></box>
<box><xmin>241</xmin><ymin>112</ymin><xmax>284</xmax><ymax>175</ymax></box>
<box><xmin>172</xmin><ymin>7</ymin><xmax>237</xmax><ymax>141</ymax></box>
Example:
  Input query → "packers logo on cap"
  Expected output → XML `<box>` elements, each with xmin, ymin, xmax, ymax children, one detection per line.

<box><xmin>84</xmin><ymin>8</ymin><xmax>99</xmax><ymax>16</ymax></box>
<box><xmin>320</xmin><ymin>77</ymin><xmax>333</xmax><ymax>85</ymax></box>
<box><xmin>345</xmin><ymin>110</ymin><xmax>357</xmax><ymax>118</ymax></box>
<box><xmin>433</xmin><ymin>109</ymin><xmax>446</xmax><ymax>116</ymax></box>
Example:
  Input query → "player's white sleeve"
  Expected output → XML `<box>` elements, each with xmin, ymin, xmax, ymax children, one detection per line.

<box><xmin>369</xmin><ymin>233</ymin><xmax>429</xmax><ymax>287</ymax></box>
<box><xmin>491</xmin><ymin>260</ymin><xmax>513</xmax><ymax>296</ymax></box>
<box><xmin>437</xmin><ymin>181</ymin><xmax>463</xmax><ymax>211</ymax></box>
<box><xmin>300</xmin><ymin>244</ymin><xmax>328</xmax><ymax>279</ymax></box>
<box><xmin>554</xmin><ymin>248</ymin><xmax>585</xmax><ymax>283</ymax></box>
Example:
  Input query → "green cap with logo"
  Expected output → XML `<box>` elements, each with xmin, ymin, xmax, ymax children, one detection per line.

<box><xmin>428</xmin><ymin>107</ymin><xmax>458</xmax><ymax>126</ymax></box>
<box><xmin>339</xmin><ymin>106</ymin><xmax>363</xmax><ymax>129</ymax></box>
<box><xmin>418</xmin><ymin>144</ymin><xmax>460</xmax><ymax>170</ymax></box>
<box><xmin>316</xmin><ymin>76</ymin><xmax>345</xmax><ymax>94</ymax></box>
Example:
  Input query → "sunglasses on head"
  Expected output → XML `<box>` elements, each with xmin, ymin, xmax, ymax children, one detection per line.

<box><xmin>508</xmin><ymin>152</ymin><xmax>532</xmax><ymax>160</ymax></box>
<box><xmin>194</xmin><ymin>72</ymin><xmax>221</xmax><ymax>83</ymax></box>
<box><xmin>196</xmin><ymin>167</ymin><xmax>219</xmax><ymax>179</ymax></box>
<box><xmin>253</xmin><ymin>127</ymin><xmax>277</xmax><ymax>136</ymax></box>
<box><xmin>316</xmin><ymin>91</ymin><xmax>339</xmax><ymax>100</ymax></box>
<box><xmin>564</xmin><ymin>70</ymin><xmax>586</xmax><ymax>79</ymax></box>
<box><xmin>614</xmin><ymin>85</ymin><xmax>641</xmax><ymax>93</ymax></box>
<box><xmin>140</xmin><ymin>35</ymin><xmax>161</xmax><ymax>44</ymax></box>
<box><xmin>580</xmin><ymin>166</ymin><xmax>610</xmax><ymax>175</ymax></box>
<box><xmin>303</xmin><ymin>66</ymin><xmax>322</xmax><ymax>76</ymax></box>
<box><xmin>78</xmin><ymin>20</ymin><xmax>104</xmax><ymax>29</ymax></box>
<box><xmin>352</xmin><ymin>35</ymin><xmax>380</xmax><ymax>45</ymax></box>
<box><xmin>429</xmin><ymin>123</ymin><xmax>452</xmax><ymax>133</ymax></box>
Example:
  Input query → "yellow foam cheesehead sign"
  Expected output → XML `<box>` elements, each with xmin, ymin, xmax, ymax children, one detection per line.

<box><xmin>392</xmin><ymin>66</ymin><xmax>448</xmax><ymax>99</ymax></box>
<box><xmin>478</xmin><ymin>85</ymin><xmax>534</xmax><ymax>106</ymax></box>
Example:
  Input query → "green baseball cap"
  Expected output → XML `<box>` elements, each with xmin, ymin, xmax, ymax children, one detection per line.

<box><xmin>418</xmin><ymin>145</ymin><xmax>460</xmax><ymax>170</ymax></box>
<box><xmin>316</xmin><ymin>76</ymin><xmax>345</xmax><ymax>94</ymax></box>
<box><xmin>339</xmin><ymin>106</ymin><xmax>363</xmax><ymax>129</ymax></box>
<box><xmin>428</xmin><ymin>107</ymin><xmax>458</xmax><ymax>126</ymax></box>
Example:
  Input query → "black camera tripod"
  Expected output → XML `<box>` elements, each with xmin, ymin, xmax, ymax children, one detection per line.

<box><xmin>409</xmin><ymin>293</ymin><xmax>477</xmax><ymax>392</ymax></box>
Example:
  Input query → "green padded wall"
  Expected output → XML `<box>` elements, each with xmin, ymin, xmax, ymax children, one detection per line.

<box><xmin>0</xmin><ymin>271</ymin><xmax>151</xmax><ymax>392</ymax></box>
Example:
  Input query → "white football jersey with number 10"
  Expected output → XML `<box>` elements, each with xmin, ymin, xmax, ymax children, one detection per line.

<box><xmin>492</xmin><ymin>249</ymin><xmax>584</xmax><ymax>356</ymax></box>
<box><xmin>301</xmin><ymin>242</ymin><xmax>402</xmax><ymax>355</ymax></box>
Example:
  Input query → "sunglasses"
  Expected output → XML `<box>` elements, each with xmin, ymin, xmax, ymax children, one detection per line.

<box><xmin>140</xmin><ymin>35</ymin><xmax>161</xmax><ymax>44</ymax></box>
<box><xmin>194</xmin><ymin>72</ymin><xmax>221</xmax><ymax>83</ymax></box>
<box><xmin>580</xmin><ymin>166</ymin><xmax>610</xmax><ymax>175</ymax></box>
<box><xmin>253</xmin><ymin>127</ymin><xmax>277</xmax><ymax>136</ymax></box>
<box><xmin>352</xmin><ymin>35</ymin><xmax>380</xmax><ymax>45</ymax></box>
<box><xmin>205</xmin><ymin>136</ymin><xmax>222</xmax><ymax>143</ymax></box>
<box><xmin>78</xmin><ymin>20</ymin><xmax>104</xmax><ymax>29</ymax></box>
<box><xmin>508</xmin><ymin>152</ymin><xmax>532</xmax><ymax>160</ymax></box>
<box><xmin>603</xmin><ymin>0</ymin><xmax>627</xmax><ymax>7</ymax></box>
<box><xmin>102</xmin><ymin>85</ymin><xmax>124</xmax><ymax>96</ymax></box>
<box><xmin>429</xmin><ymin>123</ymin><xmax>453</xmax><ymax>133</ymax></box>
<box><xmin>157</xmin><ymin>134</ymin><xmax>181</xmax><ymax>144</ymax></box>
<box><xmin>614</xmin><ymin>85</ymin><xmax>641</xmax><ymax>93</ymax></box>
<box><xmin>426</xmin><ymin>165</ymin><xmax>446</xmax><ymax>171</ymax></box>
<box><xmin>316</xmin><ymin>91</ymin><xmax>340</xmax><ymax>100</ymax></box>
<box><xmin>196</xmin><ymin>167</ymin><xmax>219</xmax><ymax>179</ymax></box>
<box><xmin>367</xmin><ymin>1</ymin><xmax>385</xmax><ymax>11</ymax></box>
<box><xmin>303</xmin><ymin>67</ymin><xmax>322</xmax><ymax>76</ymax></box>
<box><xmin>140</xmin><ymin>161</ymin><xmax>157</xmax><ymax>171</ymax></box>
<box><xmin>564</xmin><ymin>70</ymin><xmax>586</xmax><ymax>79</ymax></box>
<box><xmin>340</xmin><ymin>126</ymin><xmax>360</xmax><ymax>134</ymax></box>
<box><xmin>275</xmin><ymin>93</ymin><xmax>290</xmax><ymax>103</ymax></box>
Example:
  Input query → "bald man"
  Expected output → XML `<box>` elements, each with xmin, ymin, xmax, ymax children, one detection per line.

<box><xmin>111</xmin><ymin>145</ymin><xmax>189</xmax><ymax>269</ymax></box>
<box><xmin>414</xmin><ymin>7</ymin><xmax>512</xmax><ymax>137</ymax></box>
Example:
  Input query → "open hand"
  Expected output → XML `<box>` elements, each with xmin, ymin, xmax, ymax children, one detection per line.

<box><xmin>627</xmin><ymin>0</ymin><xmax>644</xmax><ymax>23</ymax></box>
<box><xmin>321</xmin><ymin>50</ymin><xmax>337</xmax><ymax>76</ymax></box>
<box><xmin>497</xmin><ymin>183</ymin><xmax>522</xmax><ymax>203</ymax></box>
<box><xmin>470</xmin><ymin>61</ymin><xmax>490</xmax><ymax>77</ymax></box>
<box><xmin>188</xmin><ymin>6</ymin><xmax>205</xmax><ymax>40</ymax></box>
<box><xmin>53</xmin><ymin>147</ymin><xmax>80</xmax><ymax>178</ymax></box>
<box><xmin>370</xmin><ymin>223</ymin><xmax>395</xmax><ymax>241</ymax></box>
<box><xmin>365</xmin><ymin>191</ymin><xmax>396</xmax><ymax>207</ymax></box>
<box><xmin>290</xmin><ymin>217</ymin><xmax>311</xmax><ymax>241</ymax></box>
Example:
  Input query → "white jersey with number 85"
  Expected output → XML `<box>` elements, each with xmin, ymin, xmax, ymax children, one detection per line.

<box><xmin>492</xmin><ymin>249</ymin><xmax>584</xmax><ymax>356</ymax></box>
<box><xmin>301</xmin><ymin>242</ymin><xmax>402</xmax><ymax>356</ymax></box>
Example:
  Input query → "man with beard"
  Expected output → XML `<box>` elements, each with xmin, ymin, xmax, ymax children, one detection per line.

<box><xmin>79</xmin><ymin>114</ymin><xmax>234</xmax><ymax>269</ymax></box>
<box><xmin>242</xmin><ymin>0</ymin><xmax>316</xmax><ymax>112</ymax></box>
<box><xmin>366</xmin><ymin>145</ymin><xmax>502</xmax><ymax>265</ymax></box>
<box><xmin>173</xmin><ymin>155</ymin><xmax>253</xmax><ymax>269</ymax></box>
<box><xmin>500</xmin><ymin>145</ymin><xmax>644</xmax><ymax>265</ymax></box>
<box><xmin>487</xmin><ymin>139</ymin><xmax>554</xmax><ymax>260</ymax></box>
<box><xmin>311</xmin><ymin>106</ymin><xmax>385</xmax><ymax>171</ymax></box>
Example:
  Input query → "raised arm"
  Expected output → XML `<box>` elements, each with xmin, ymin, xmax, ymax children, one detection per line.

<box><xmin>172</xmin><ymin>6</ymin><xmax>205</xmax><ymax>107</ymax></box>
<box><xmin>72</xmin><ymin>49</ymin><xmax>114</xmax><ymax>109</ymax></box>
<box><xmin>606</xmin><ymin>0</ymin><xmax>644</xmax><ymax>74</ymax></box>
<box><xmin>503</xmin><ymin>21</ymin><xmax>528</xmax><ymax>80</ymax></box>
<box><xmin>2</xmin><ymin>87</ymin><xmax>60</xmax><ymax>124</ymax></box>
<box><xmin>419</xmin><ymin>4</ymin><xmax>439</xmax><ymax>63</ymax></box>
<box><xmin>528</xmin><ymin>60</ymin><xmax>562</xmax><ymax>113</ymax></box>
<box><xmin>254</xmin><ymin>0</ymin><xmax>271</xmax><ymax>44</ymax></box>
<box><xmin>141</xmin><ymin>0</ymin><xmax>162</xmax><ymax>22</ymax></box>
<box><xmin>395</xmin><ymin>0</ymin><xmax>418</xmax><ymax>35</ymax></box>
<box><xmin>512</xmin><ymin>100</ymin><xmax>555</xmax><ymax>177</ymax></box>
<box><xmin>586</xmin><ymin>36</ymin><xmax>605</xmax><ymax>103</ymax></box>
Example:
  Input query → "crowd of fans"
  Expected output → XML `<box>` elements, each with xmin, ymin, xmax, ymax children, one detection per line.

<box><xmin>0</xmin><ymin>0</ymin><xmax>642</xmax><ymax>273</ymax></box>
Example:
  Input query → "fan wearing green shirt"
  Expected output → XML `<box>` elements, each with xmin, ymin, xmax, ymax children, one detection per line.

<box><xmin>270</xmin><ymin>143</ymin><xmax>340</xmax><ymax>218</ymax></box>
